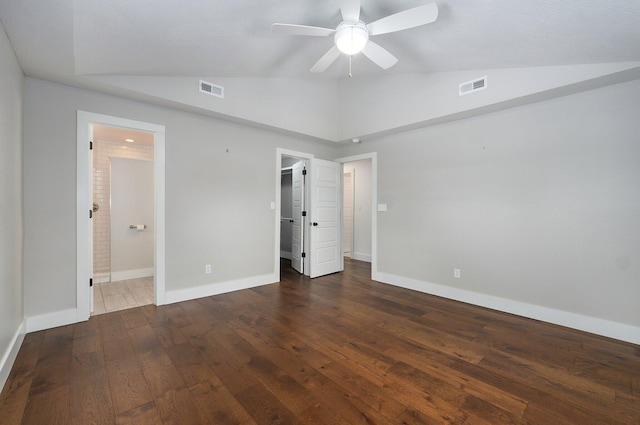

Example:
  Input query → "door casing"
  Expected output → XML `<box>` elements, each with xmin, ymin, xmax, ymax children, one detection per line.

<box><xmin>77</xmin><ymin>111</ymin><xmax>166</xmax><ymax>322</ymax></box>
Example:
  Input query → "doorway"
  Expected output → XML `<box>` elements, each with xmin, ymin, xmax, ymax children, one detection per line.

<box><xmin>342</xmin><ymin>158</ymin><xmax>373</xmax><ymax>263</ymax></box>
<box><xmin>336</xmin><ymin>153</ymin><xmax>378</xmax><ymax>277</ymax></box>
<box><xmin>76</xmin><ymin>111</ymin><xmax>166</xmax><ymax>322</ymax></box>
<box><xmin>276</xmin><ymin>149</ymin><xmax>343</xmax><ymax>279</ymax></box>
<box><xmin>279</xmin><ymin>153</ymin><xmax>311</xmax><ymax>276</ymax></box>
<box><xmin>91</xmin><ymin>126</ymin><xmax>155</xmax><ymax>315</ymax></box>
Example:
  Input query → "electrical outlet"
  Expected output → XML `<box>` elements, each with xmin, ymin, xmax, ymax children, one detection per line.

<box><xmin>205</xmin><ymin>264</ymin><xmax>212</xmax><ymax>274</ymax></box>
<box><xmin>454</xmin><ymin>268</ymin><xmax>461</xmax><ymax>279</ymax></box>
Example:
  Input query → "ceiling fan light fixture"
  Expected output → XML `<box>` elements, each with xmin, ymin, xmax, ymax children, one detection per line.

<box><xmin>335</xmin><ymin>23</ymin><xmax>368</xmax><ymax>55</ymax></box>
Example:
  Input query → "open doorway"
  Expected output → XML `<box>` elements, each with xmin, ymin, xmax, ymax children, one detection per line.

<box><xmin>77</xmin><ymin>111</ymin><xmax>166</xmax><ymax>322</ymax></box>
<box><xmin>336</xmin><ymin>152</ymin><xmax>378</xmax><ymax>277</ymax></box>
<box><xmin>91</xmin><ymin>125</ymin><xmax>155</xmax><ymax>315</ymax></box>
<box><xmin>280</xmin><ymin>153</ymin><xmax>311</xmax><ymax>276</ymax></box>
<box><xmin>276</xmin><ymin>149</ymin><xmax>343</xmax><ymax>279</ymax></box>
<box><xmin>342</xmin><ymin>158</ymin><xmax>373</xmax><ymax>263</ymax></box>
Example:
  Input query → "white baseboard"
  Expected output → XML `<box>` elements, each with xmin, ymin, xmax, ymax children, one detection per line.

<box><xmin>280</xmin><ymin>251</ymin><xmax>292</xmax><ymax>260</ymax></box>
<box><xmin>110</xmin><ymin>267</ymin><xmax>154</xmax><ymax>282</ymax></box>
<box><xmin>164</xmin><ymin>273</ymin><xmax>279</xmax><ymax>305</ymax></box>
<box><xmin>26</xmin><ymin>308</ymin><xmax>79</xmax><ymax>333</ymax></box>
<box><xmin>373</xmin><ymin>271</ymin><xmax>640</xmax><ymax>345</ymax></box>
<box><xmin>350</xmin><ymin>252</ymin><xmax>372</xmax><ymax>263</ymax></box>
<box><xmin>93</xmin><ymin>273</ymin><xmax>111</xmax><ymax>284</ymax></box>
<box><xmin>0</xmin><ymin>321</ymin><xmax>26</xmax><ymax>394</ymax></box>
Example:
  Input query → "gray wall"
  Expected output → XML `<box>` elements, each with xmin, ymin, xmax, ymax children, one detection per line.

<box><xmin>22</xmin><ymin>77</ymin><xmax>334</xmax><ymax>318</ymax></box>
<box><xmin>15</xmin><ymin>69</ymin><xmax>640</xmax><ymax>342</ymax></box>
<box><xmin>0</xmin><ymin>19</ymin><xmax>24</xmax><ymax>382</ymax></box>
<box><xmin>337</xmin><ymin>79</ymin><xmax>640</xmax><ymax>330</ymax></box>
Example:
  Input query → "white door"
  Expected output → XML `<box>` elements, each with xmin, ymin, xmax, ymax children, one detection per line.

<box><xmin>290</xmin><ymin>161</ymin><xmax>305</xmax><ymax>273</ymax></box>
<box><xmin>111</xmin><ymin>158</ymin><xmax>154</xmax><ymax>280</ymax></box>
<box><xmin>309</xmin><ymin>158</ymin><xmax>343</xmax><ymax>278</ymax></box>
<box><xmin>89</xmin><ymin>126</ymin><xmax>94</xmax><ymax>313</ymax></box>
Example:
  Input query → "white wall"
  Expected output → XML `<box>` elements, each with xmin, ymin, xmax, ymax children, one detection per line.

<box><xmin>22</xmin><ymin>77</ymin><xmax>335</xmax><ymax>320</ymax></box>
<box><xmin>336</xmin><ymin>64</ymin><xmax>640</xmax><ymax>141</ymax></box>
<box><xmin>337</xmin><ymin>79</ymin><xmax>640</xmax><ymax>343</ymax></box>
<box><xmin>0</xmin><ymin>18</ymin><xmax>25</xmax><ymax>389</ymax></box>
<box><xmin>89</xmin><ymin>75</ymin><xmax>340</xmax><ymax>141</ymax></box>
<box><xmin>343</xmin><ymin>159</ymin><xmax>372</xmax><ymax>262</ymax></box>
<box><xmin>110</xmin><ymin>157</ymin><xmax>154</xmax><ymax>280</ymax></box>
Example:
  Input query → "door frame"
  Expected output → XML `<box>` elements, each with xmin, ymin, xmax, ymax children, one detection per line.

<box><xmin>76</xmin><ymin>111</ymin><xmax>166</xmax><ymax>322</ymax></box>
<box><xmin>335</xmin><ymin>152</ymin><xmax>378</xmax><ymax>279</ymax></box>
<box><xmin>275</xmin><ymin>150</ymin><xmax>378</xmax><ymax>280</ymax></box>
<box><xmin>275</xmin><ymin>148</ymin><xmax>314</xmax><ymax>278</ymax></box>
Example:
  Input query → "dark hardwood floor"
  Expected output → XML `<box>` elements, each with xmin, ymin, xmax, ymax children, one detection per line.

<box><xmin>1</xmin><ymin>258</ymin><xmax>639</xmax><ymax>424</ymax></box>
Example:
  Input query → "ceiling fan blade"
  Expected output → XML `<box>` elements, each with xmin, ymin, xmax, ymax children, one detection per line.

<box><xmin>272</xmin><ymin>23</ymin><xmax>335</xmax><ymax>37</ymax></box>
<box><xmin>340</xmin><ymin>0</ymin><xmax>361</xmax><ymax>23</ymax></box>
<box><xmin>361</xmin><ymin>41</ymin><xmax>398</xmax><ymax>69</ymax></box>
<box><xmin>311</xmin><ymin>46</ymin><xmax>341</xmax><ymax>73</ymax></box>
<box><xmin>367</xmin><ymin>3</ymin><xmax>438</xmax><ymax>36</ymax></box>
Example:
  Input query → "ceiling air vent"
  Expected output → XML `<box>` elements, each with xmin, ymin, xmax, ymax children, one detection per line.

<box><xmin>459</xmin><ymin>76</ymin><xmax>487</xmax><ymax>96</ymax></box>
<box><xmin>199</xmin><ymin>80</ymin><xmax>224</xmax><ymax>98</ymax></box>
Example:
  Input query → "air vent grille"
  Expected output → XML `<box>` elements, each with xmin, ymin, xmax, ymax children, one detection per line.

<box><xmin>459</xmin><ymin>76</ymin><xmax>487</xmax><ymax>96</ymax></box>
<box><xmin>199</xmin><ymin>80</ymin><xmax>224</xmax><ymax>98</ymax></box>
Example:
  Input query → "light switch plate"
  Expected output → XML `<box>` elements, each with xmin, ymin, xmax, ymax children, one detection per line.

<box><xmin>377</xmin><ymin>204</ymin><xmax>388</xmax><ymax>212</ymax></box>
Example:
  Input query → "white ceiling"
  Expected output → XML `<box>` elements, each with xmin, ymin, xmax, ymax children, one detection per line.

<box><xmin>2</xmin><ymin>0</ymin><xmax>640</xmax><ymax>142</ymax></box>
<box><xmin>2</xmin><ymin>0</ymin><xmax>640</xmax><ymax>82</ymax></box>
<box><xmin>93</xmin><ymin>125</ymin><xmax>154</xmax><ymax>147</ymax></box>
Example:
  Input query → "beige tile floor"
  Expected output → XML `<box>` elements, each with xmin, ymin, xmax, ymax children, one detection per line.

<box><xmin>92</xmin><ymin>277</ymin><xmax>154</xmax><ymax>315</ymax></box>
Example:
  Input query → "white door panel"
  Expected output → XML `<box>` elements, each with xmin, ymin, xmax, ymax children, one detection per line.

<box><xmin>89</xmin><ymin>125</ymin><xmax>94</xmax><ymax>313</ymax></box>
<box><xmin>309</xmin><ymin>158</ymin><xmax>342</xmax><ymax>278</ymax></box>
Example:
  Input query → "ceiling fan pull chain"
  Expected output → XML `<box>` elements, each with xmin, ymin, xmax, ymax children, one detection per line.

<box><xmin>349</xmin><ymin>55</ymin><xmax>353</xmax><ymax>77</ymax></box>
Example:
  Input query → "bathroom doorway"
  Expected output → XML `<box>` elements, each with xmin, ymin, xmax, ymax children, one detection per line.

<box><xmin>76</xmin><ymin>111</ymin><xmax>166</xmax><ymax>321</ymax></box>
<box><xmin>92</xmin><ymin>126</ymin><xmax>155</xmax><ymax>314</ymax></box>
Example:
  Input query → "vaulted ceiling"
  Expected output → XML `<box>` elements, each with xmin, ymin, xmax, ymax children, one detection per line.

<box><xmin>2</xmin><ymin>0</ymin><xmax>639</xmax><ymax>141</ymax></box>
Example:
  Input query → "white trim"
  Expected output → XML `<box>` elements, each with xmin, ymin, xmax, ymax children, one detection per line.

<box><xmin>26</xmin><ymin>308</ymin><xmax>78</xmax><ymax>333</ymax></box>
<box><xmin>77</xmin><ymin>111</ymin><xmax>167</xmax><ymax>324</ymax></box>
<box><xmin>0</xmin><ymin>321</ymin><xmax>26</xmax><ymax>393</ymax></box>
<box><xmin>154</xmin><ymin>131</ymin><xmax>166</xmax><ymax>305</ymax></box>
<box><xmin>375</xmin><ymin>271</ymin><xmax>640</xmax><ymax>345</ymax></box>
<box><xmin>280</xmin><ymin>250</ymin><xmax>292</xmax><ymax>260</ymax></box>
<box><xmin>164</xmin><ymin>273</ymin><xmax>278</xmax><ymax>305</ymax></box>
<box><xmin>350</xmin><ymin>252</ymin><xmax>372</xmax><ymax>263</ymax></box>
<box><xmin>93</xmin><ymin>273</ymin><xmax>111</xmax><ymax>284</ymax></box>
<box><xmin>110</xmin><ymin>267</ymin><xmax>154</xmax><ymax>282</ymax></box>
<box><xmin>335</xmin><ymin>152</ymin><xmax>378</xmax><ymax>278</ymax></box>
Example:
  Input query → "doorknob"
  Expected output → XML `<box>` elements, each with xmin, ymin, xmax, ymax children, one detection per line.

<box><xmin>312</xmin><ymin>222</ymin><xmax>318</xmax><ymax>226</ymax></box>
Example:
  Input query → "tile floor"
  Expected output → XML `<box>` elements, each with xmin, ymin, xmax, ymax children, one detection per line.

<box><xmin>92</xmin><ymin>277</ymin><xmax>154</xmax><ymax>315</ymax></box>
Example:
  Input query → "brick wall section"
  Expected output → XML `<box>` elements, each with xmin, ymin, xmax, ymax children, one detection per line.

<box><xmin>93</xmin><ymin>140</ymin><xmax>154</xmax><ymax>276</ymax></box>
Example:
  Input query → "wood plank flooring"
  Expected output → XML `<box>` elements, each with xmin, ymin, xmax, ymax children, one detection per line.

<box><xmin>1</xmin><ymin>259</ymin><xmax>639</xmax><ymax>424</ymax></box>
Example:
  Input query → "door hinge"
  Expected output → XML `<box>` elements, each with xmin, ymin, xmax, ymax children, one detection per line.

<box><xmin>89</xmin><ymin>141</ymin><xmax>93</xmax><ymax>150</ymax></box>
<box><xmin>302</xmin><ymin>211</ymin><xmax>307</xmax><ymax>217</ymax></box>
<box><xmin>89</xmin><ymin>209</ymin><xmax>93</xmax><ymax>219</ymax></box>
<box><xmin>302</xmin><ymin>168</ymin><xmax>307</xmax><ymax>176</ymax></box>
<box><xmin>301</xmin><ymin>252</ymin><xmax>306</xmax><ymax>258</ymax></box>
<box><xmin>89</xmin><ymin>278</ymin><xmax>93</xmax><ymax>287</ymax></box>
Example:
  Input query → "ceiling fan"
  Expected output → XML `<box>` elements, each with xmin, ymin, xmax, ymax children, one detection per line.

<box><xmin>272</xmin><ymin>0</ymin><xmax>439</xmax><ymax>74</ymax></box>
